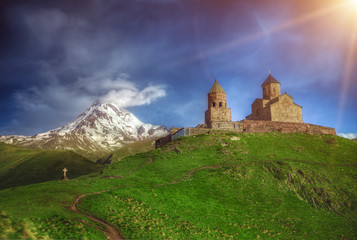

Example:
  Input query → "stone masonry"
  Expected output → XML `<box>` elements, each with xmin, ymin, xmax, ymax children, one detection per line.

<box><xmin>242</xmin><ymin>120</ymin><xmax>335</xmax><ymax>135</ymax></box>
<box><xmin>155</xmin><ymin>74</ymin><xmax>335</xmax><ymax>148</ymax></box>
<box><xmin>246</xmin><ymin>74</ymin><xmax>303</xmax><ymax>123</ymax></box>
<box><xmin>205</xmin><ymin>80</ymin><xmax>231</xmax><ymax>124</ymax></box>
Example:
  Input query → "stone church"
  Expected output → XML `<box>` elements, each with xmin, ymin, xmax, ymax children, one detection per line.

<box><xmin>155</xmin><ymin>73</ymin><xmax>335</xmax><ymax>148</ymax></box>
<box><xmin>204</xmin><ymin>74</ymin><xmax>303</xmax><ymax>125</ymax></box>
<box><xmin>246</xmin><ymin>74</ymin><xmax>303</xmax><ymax>123</ymax></box>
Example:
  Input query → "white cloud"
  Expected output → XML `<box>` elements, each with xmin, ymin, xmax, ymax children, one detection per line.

<box><xmin>15</xmin><ymin>73</ymin><xmax>166</xmax><ymax>111</ymax></box>
<box><xmin>10</xmin><ymin>70</ymin><xmax>166</xmax><ymax>135</ymax></box>
<box><xmin>337</xmin><ymin>133</ymin><xmax>357</xmax><ymax>139</ymax></box>
<box><xmin>99</xmin><ymin>84</ymin><xmax>166</xmax><ymax>108</ymax></box>
<box><xmin>75</xmin><ymin>74</ymin><xmax>166</xmax><ymax>107</ymax></box>
<box><xmin>76</xmin><ymin>74</ymin><xmax>135</xmax><ymax>94</ymax></box>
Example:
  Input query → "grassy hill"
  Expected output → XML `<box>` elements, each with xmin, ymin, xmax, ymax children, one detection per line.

<box><xmin>97</xmin><ymin>139</ymin><xmax>156</xmax><ymax>164</ymax></box>
<box><xmin>0</xmin><ymin>132</ymin><xmax>356</xmax><ymax>239</ymax></box>
<box><xmin>0</xmin><ymin>143</ymin><xmax>104</xmax><ymax>190</ymax></box>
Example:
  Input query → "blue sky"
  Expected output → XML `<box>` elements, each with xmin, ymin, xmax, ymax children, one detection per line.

<box><xmin>0</xmin><ymin>0</ymin><xmax>356</xmax><ymax>137</ymax></box>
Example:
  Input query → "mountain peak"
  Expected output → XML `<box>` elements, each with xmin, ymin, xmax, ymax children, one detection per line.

<box><xmin>0</xmin><ymin>102</ymin><xmax>169</xmax><ymax>160</ymax></box>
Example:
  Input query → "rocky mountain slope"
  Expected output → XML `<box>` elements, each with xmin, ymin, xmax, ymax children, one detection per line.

<box><xmin>0</xmin><ymin>103</ymin><xmax>169</xmax><ymax>160</ymax></box>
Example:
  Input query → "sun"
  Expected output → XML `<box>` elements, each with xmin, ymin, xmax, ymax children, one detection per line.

<box><xmin>349</xmin><ymin>0</ymin><xmax>357</xmax><ymax>8</ymax></box>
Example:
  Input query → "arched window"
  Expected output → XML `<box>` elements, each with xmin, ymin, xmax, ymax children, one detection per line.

<box><xmin>219</xmin><ymin>102</ymin><xmax>222</xmax><ymax>107</ymax></box>
<box><xmin>213</xmin><ymin>102</ymin><xmax>216</xmax><ymax>107</ymax></box>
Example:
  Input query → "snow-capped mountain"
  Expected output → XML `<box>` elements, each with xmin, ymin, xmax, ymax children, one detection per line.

<box><xmin>0</xmin><ymin>103</ymin><xmax>169</xmax><ymax>160</ymax></box>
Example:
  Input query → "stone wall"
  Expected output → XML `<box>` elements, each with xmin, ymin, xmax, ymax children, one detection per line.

<box><xmin>155</xmin><ymin>134</ymin><xmax>172</xmax><ymax>148</ymax></box>
<box><xmin>188</xmin><ymin>128</ymin><xmax>211</xmax><ymax>135</ymax></box>
<box><xmin>247</xmin><ymin>94</ymin><xmax>302</xmax><ymax>123</ymax></box>
<box><xmin>172</xmin><ymin>128</ymin><xmax>190</xmax><ymax>140</ymax></box>
<box><xmin>263</xmin><ymin>82</ymin><xmax>281</xmax><ymax>100</ymax></box>
<box><xmin>196</xmin><ymin>124</ymin><xmax>208</xmax><ymax>128</ymax></box>
<box><xmin>270</xmin><ymin>95</ymin><xmax>302</xmax><ymax>123</ymax></box>
<box><xmin>155</xmin><ymin>128</ymin><xmax>211</xmax><ymax>148</ymax></box>
<box><xmin>208</xmin><ymin>92</ymin><xmax>227</xmax><ymax>109</ymax></box>
<box><xmin>171</xmin><ymin>128</ymin><xmax>181</xmax><ymax>135</ymax></box>
<box><xmin>246</xmin><ymin>99</ymin><xmax>271</xmax><ymax>121</ymax></box>
<box><xmin>209</xmin><ymin>121</ymin><xmax>243</xmax><ymax>131</ymax></box>
<box><xmin>205</xmin><ymin>108</ymin><xmax>231</xmax><ymax>124</ymax></box>
<box><xmin>242</xmin><ymin>120</ymin><xmax>336</xmax><ymax>135</ymax></box>
<box><xmin>155</xmin><ymin>120</ymin><xmax>336</xmax><ymax>148</ymax></box>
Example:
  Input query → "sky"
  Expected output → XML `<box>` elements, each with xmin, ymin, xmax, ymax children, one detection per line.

<box><xmin>0</xmin><ymin>0</ymin><xmax>356</xmax><ymax>138</ymax></box>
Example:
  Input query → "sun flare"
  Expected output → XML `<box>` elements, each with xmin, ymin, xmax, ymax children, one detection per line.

<box><xmin>349</xmin><ymin>0</ymin><xmax>357</xmax><ymax>8</ymax></box>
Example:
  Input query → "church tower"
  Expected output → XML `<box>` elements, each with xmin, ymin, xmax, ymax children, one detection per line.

<box><xmin>205</xmin><ymin>80</ymin><xmax>231</xmax><ymax>124</ymax></box>
<box><xmin>246</xmin><ymin>73</ymin><xmax>302</xmax><ymax>123</ymax></box>
<box><xmin>262</xmin><ymin>73</ymin><xmax>281</xmax><ymax>100</ymax></box>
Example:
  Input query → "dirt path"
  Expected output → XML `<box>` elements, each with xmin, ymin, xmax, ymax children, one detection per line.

<box><xmin>68</xmin><ymin>156</ymin><xmax>155</xmax><ymax>239</ymax></box>
<box><xmin>151</xmin><ymin>164</ymin><xmax>226</xmax><ymax>188</ymax></box>
<box><xmin>69</xmin><ymin>163</ymin><xmax>226</xmax><ymax>238</ymax></box>
<box><xmin>129</xmin><ymin>158</ymin><xmax>154</xmax><ymax>173</ymax></box>
<box><xmin>70</xmin><ymin>188</ymin><xmax>125</xmax><ymax>240</ymax></box>
<box><xmin>68</xmin><ymin>157</ymin><xmax>356</xmax><ymax>239</ymax></box>
<box><xmin>170</xmin><ymin>164</ymin><xmax>223</xmax><ymax>184</ymax></box>
<box><xmin>69</xmin><ymin>162</ymin><xmax>252</xmax><ymax>238</ymax></box>
<box><xmin>282</xmin><ymin>158</ymin><xmax>357</xmax><ymax>166</ymax></box>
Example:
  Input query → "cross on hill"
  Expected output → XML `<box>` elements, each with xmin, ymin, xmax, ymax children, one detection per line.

<box><xmin>63</xmin><ymin>168</ymin><xmax>67</xmax><ymax>177</ymax></box>
<box><xmin>61</xmin><ymin>167</ymin><xmax>69</xmax><ymax>181</ymax></box>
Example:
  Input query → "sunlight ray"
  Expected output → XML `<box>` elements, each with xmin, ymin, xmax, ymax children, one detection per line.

<box><xmin>189</xmin><ymin>2</ymin><xmax>346</xmax><ymax>62</ymax></box>
<box><xmin>336</xmin><ymin>21</ymin><xmax>357</xmax><ymax>129</ymax></box>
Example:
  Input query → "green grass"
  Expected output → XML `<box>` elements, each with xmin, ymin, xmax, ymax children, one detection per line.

<box><xmin>0</xmin><ymin>143</ymin><xmax>104</xmax><ymax>190</ymax></box>
<box><xmin>0</xmin><ymin>132</ymin><xmax>356</xmax><ymax>239</ymax></box>
<box><xmin>97</xmin><ymin>139</ymin><xmax>155</xmax><ymax>164</ymax></box>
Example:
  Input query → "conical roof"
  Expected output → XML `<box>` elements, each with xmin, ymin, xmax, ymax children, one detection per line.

<box><xmin>262</xmin><ymin>74</ymin><xmax>280</xmax><ymax>86</ymax></box>
<box><xmin>209</xmin><ymin>79</ymin><xmax>226</xmax><ymax>94</ymax></box>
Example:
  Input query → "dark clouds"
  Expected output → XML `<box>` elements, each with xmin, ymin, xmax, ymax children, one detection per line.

<box><xmin>0</xmin><ymin>0</ymin><xmax>356</xmax><ymax>136</ymax></box>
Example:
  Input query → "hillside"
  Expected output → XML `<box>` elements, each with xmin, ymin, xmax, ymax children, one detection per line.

<box><xmin>0</xmin><ymin>132</ymin><xmax>356</xmax><ymax>239</ymax></box>
<box><xmin>0</xmin><ymin>143</ymin><xmax>104</xmax><ymax>190</ymax></box>
<box><xmin>96</xmin><ymin>139</ymin><xmax>156</xmax><ymax>164</ymax></box>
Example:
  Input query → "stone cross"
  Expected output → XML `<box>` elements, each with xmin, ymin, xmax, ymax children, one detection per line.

<box><xmin>63</xmin><ymin>168</ymin><xmax>68</xmax><ymax>177</ymax></box>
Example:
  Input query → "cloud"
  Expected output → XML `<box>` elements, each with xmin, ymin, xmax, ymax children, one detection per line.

<box><xmin>9</xmin><ymin>72</ymin><xmax>166</xmax><ymax>135</ymax></box>
<box><xmin>337</xmin><ymin>133</ymin><xmax>357</xmax><ymax>139</ymax></box>
<box><xmin>0</xmin><ymin>2</ymin><xmax>174</xmax><ymax>135</ymax></box>
<box><xmin>1</xmin><ymin>0</ymin><xmax>356</xmax><ymax>136</ymax></box>
<box><xmin>99</xmin><ymin>85</ymin><xmax>166</xmax><ymax>108</ymax></box>
<box><xmin>75</xmin><ymin>74</ymin><xmax>167</xmax><ymax>107</ymax></box>
<box><xmin>15</xmin><ymin>73</ymin><xmax>166</xmax><ymax>112</ymax></box>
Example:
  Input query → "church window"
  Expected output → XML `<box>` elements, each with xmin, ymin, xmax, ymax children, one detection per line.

<box><xmin>219</xmin><ymin>102</ymin><xmax>222</xmax><ymax>107</ymax></box>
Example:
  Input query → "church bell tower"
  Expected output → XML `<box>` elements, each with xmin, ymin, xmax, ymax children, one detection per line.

<box><xmin>205</xmin><ymin>80</ymin><xmax>231</xmax><ymax>124</ymax></box>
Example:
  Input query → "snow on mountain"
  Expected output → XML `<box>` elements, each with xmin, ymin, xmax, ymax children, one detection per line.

<box><xmin>0</xmin><ymin>102</ymin><xmax>169</xmax><ymax>160</ymax></box>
